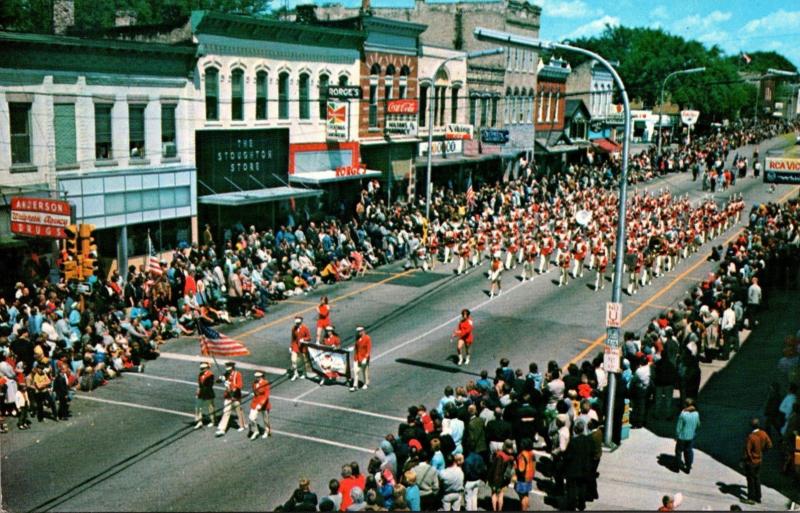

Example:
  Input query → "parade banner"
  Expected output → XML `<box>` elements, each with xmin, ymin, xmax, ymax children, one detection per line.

<box><xmin>764</xmin><ymin>157</ymin><xmax>800</xmax><ymax>184</ymax></box>
<box><xmin>10</xmin><ymin>197</ymin><xmax>71</xmax><ymax>239</ymax></box>
<box><xmin>303</xmin><ymin>342</ymin><xmax>352</xmax><ymax>380</ymax></box>
<box><xmin>326</xmin><ymin>101</ymin><xmax>349</xmax><ymax>142</ymax></box>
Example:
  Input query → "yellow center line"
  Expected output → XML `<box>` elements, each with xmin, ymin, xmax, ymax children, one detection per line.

<box><xmin>282</xmin><ymin>299</ymin><xmax>318</xmax><ymax>306</ymax></box>
<box><xmin>237</xmin><ymin>268</ymin><xmax>418</xmax><ymax>340</ymax></box>
<box><xmin>628</xmin><ymin>300</ymin><xmax>673</xmax><ymax>311</ymax></box>
<box><xmin>565</xmin><ymin>184</ymin><xmax>799</xmax><ymax>370</ymax></box>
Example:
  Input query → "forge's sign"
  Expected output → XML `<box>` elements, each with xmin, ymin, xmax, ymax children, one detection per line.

<box><xmin>764</xmin><ymin>157</ymin><xmax>800</xmax><ymax>184</ymax></box>
<box><xmin>10</xmin><ymin>197</ymin><xmax>71</xmax><ymax>239</ymax></box>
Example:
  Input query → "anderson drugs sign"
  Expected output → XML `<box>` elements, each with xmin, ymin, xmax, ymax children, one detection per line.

<box><xmin>764</xmin><ymin>157</ymin><xmax>800</xmax><ymax>184</ymax></box>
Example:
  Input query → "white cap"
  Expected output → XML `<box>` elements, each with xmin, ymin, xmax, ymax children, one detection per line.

<box><xmin>254</xmin><ymin>371</ymin><xmax>264</xmax><ymax>377</ymax></box>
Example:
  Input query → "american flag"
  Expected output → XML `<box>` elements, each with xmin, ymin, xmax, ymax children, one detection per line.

<box><xmin>198</xmin><ymin>320</ymin><xmax>250</xmax><ymax>357</ymax></box>
<box><xmin>146</xmin><ymin>232</ymin><xmax>162</xmax><ymax>276</ymax></box>
<box><xmin>466</xmin><ymin>174</ymin><xmax>476</xmax><ymax>209</ymax></box>
<box><xmin>740</xmin><ymin>52</ymin><xmax>752</xmax><ymax>65</ymax></box>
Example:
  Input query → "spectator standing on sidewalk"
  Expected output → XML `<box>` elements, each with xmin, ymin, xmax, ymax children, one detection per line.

<box><xmin>674</xmin><ymin>399</ymin><xmax>700</xmax><ymax>474</ymax></box>
<box><xmin>746</xmin><ymin>277</ymin><xmax>762</xmax><ymax>328</ymax></box>
<box><xmin>741</xmin><ymin>418</ymin><xmax>772</xmax><ymax>505</ymax></box>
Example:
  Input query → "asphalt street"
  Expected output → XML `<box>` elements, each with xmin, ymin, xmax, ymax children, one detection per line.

<box><xmin>3</xmin><ymin>134</ymin><xmax>798</xmax><ymax>512</ymax></box>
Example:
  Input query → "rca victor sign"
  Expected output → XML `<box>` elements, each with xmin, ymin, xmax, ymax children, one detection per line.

<box><xmin>10</xmin><ymin>197</ymin><xmax>72</xmax><ymax>239</ymax></box>
<box><xmin>764</xmin><ymin>157</ymin><xmax>800</xmax><ymax>184</ymax></box>
<box><xmin>387</xmin><ymin>99</ymin><xmax>418</xmax><ymax>115</ymax></box>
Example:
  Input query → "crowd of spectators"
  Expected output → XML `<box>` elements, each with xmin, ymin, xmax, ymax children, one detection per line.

<box><xmin>273</xmin><ymin>196</ymin><xmax>799</xmax><ymax>512</ymax></box>
<box><xmin>0</xmin><ymin>117</ymin><xmax>794</xmax><ymax>441</ymax></box>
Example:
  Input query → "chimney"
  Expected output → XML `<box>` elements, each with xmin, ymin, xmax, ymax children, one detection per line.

<box><xmin>115</xmin><ymin>9</ymin><xmax>137</xmax><ymax>27</ymax></box>
<box><xmin>52</xmin><ymin>0</ymin><xmax>74</xmax><ymax>35</ymax></box>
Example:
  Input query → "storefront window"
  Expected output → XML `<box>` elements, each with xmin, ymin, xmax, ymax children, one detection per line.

<box><xmin>369</xmin><ymin>63</ymin><xmax>380</xmax><ymax>128</ymax></box>
<box><xmin>205</xmin><ymin>67</ymin><xmax>219</xmax><ymax>120</ymax></box>
<box><xmin>10</xmin><ymin>102</ymin><xmax>32</xmax><ymax>164</ymax></box>
<box><xmin>299</xmin><ymin>72</ymin><xmax>310</xmax><ymax>120</ymax></box>
<box><xmin>399</xmin><ymin>65</ymin><xmax>410</xmax><ymax>99</ymax></box>
<box><xmin>231</xmin><ymin>68</ymin><xmax>244</xmax><ymax>121</ymax></box>
<box><xmin>129</xmin><ymin>104</ymin><xmax>146</xmax><ymax>158</ymax></box>
<box><xmin>256</xmin><ymin>71</ymin><xmax>268</xmax><ymax>120</ymax></box>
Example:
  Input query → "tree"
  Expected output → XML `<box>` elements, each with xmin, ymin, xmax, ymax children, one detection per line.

<box><xmin>734</xmin><ymin>50</ymin><xmax>798</xmax><ymax>75</ymax></box>
<box><xmin>562</xmin><ymin>26</ymin><xmax>773</xmax><ymax>121</ymax></box>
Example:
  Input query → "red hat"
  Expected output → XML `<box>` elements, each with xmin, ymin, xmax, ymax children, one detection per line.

<box><xmin>408</xmin><ymin>439</ymin><xmax>423</xmax><ymax>451</ymax></box>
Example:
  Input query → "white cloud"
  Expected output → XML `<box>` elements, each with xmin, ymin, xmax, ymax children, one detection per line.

<box><xmin>697</xmin><ymin>30</ymin><xmax>729</xmax><ymax>46</ymax></box>
<box><xmin>742</xmin><ymin>9</ymin><xmax>800</xmax><ymax>33</ymax></box>
<box><xmin>533</xmin><ymin>0</ymin><xmax>601</xmax><ymax>19</ymax></box>
<box><xmin>566</xmin><ymin>15</ymin><xmax>620</xmax><ymax>39</ymax></box>
<box><xmin>650</xmin><ymin>5</ymin><xmax>668</xmax><ymax>20</ymax></box>
<box><xmin>672</xmin><ymin>10</ymin><xmax>732</xmax><ymax>34</ymax></box>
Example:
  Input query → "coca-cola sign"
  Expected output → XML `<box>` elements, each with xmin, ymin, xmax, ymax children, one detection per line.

<box><xmin>387</xmin><ymin>99</ymin><xmax>418</xmax><ymax>115</ymax></box>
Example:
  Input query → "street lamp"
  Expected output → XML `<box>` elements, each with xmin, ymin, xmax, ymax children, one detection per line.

<box><xmin>655</xmin><ymin>67</ymin><xmax>706</xmax><ymax>158</ymax></box>
<box><xmin>424</xmin><ymin>47</ymin><xmax>505</xmax><ymax>221</ymax></box>
<box><xmin>475</xmin><ymin>27</ymin><xmax>630</xmax><ymax>448</ymax></box>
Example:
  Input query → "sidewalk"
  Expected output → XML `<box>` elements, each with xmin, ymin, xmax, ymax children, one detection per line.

<box><xmin>584</xmin><ymin>288</ymin><xmax>800</xmax><ymax>511</ymax></box>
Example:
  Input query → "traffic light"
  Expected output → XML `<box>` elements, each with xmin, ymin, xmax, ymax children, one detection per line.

<box><xmin>81</xmin><ymin>256</ymin><xmax>98</xmax><ymax>279</ymax></box>
<box><xmin>78</xmin><ymin>223</ymin><xmax>98</xmax><ymax>278</ymax></box>
<box><xmin>64</xmin><ymin>224</ymin><xmax>79</xmax><ymax>261</ymax></box>
<box><xmin>63</xmin><ymin>259</ymin><xmax>81</xmax><ymax>281</ymax></box>
<box><xmin>79</xmin><ymin>223</ymin><xmax>97</xmax><ymax>257</ymax></box>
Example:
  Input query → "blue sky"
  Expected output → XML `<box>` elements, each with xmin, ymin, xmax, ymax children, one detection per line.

<box><xmin>299</xmin><ymin>0</ymin><xmax>800</xmax><ymax>68</ymax></box>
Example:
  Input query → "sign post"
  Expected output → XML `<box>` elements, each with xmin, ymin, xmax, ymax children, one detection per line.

<box><xmin>604</xmin><ymin>302</ymin><xmax>622</xmax><ymax>373</ymax></box>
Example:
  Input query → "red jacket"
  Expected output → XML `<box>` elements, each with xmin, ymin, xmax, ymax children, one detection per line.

<box><xmin>323</xmin><ymin>334</ymin><xmax>341</xmax><ymax>348</ymax></box>
<box><xmin>224</xmin><ymin>370</ymin><xmax>243</xmax><ymax>400</ymax></box>
<box><xmin>355</xmin><ymin>334</ymin><xmax>372</xmax><ymax>362</ymax></box>
<box><xmin>455</xmin><ymin>318</ymin><xmax>474</xmax><ymax>344</ymax></box>
<box><xmin>316</xmin><ymin>304</ymin><xmax>331</xmax><ymax>328</ymax></box>
<box><xmin>251</xmin><ymin>378</ymin><xmax>270</xmax><ymax>411</ymax></box>
<box><xmin>291</xmin><ymin>324</ymin><xmax>312</xmax><ymax>353</ymax></box>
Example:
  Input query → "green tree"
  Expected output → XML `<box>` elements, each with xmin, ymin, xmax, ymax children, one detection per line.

<box><xmin>562</xmin><ymin>26</ymin><xmax>772</xmax><ymax>121</ymax></box>
<box><xmin>0</xmin><ymin>0</ymin><xmax>54</xmax><ymax>32</ymax></box>
<box><xmin>734</xmin><ymin>50</ymin><xmax>798</xmax><ymax>74</ymax></box>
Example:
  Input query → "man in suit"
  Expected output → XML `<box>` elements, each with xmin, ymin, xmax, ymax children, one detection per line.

<box><xmin>564</xmin><ymin>419</ymin><xmax>594</xmax><ymax>511</ymax></box>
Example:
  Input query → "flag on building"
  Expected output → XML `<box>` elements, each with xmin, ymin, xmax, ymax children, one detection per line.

<box><xmin>147</xmin><ymin>231</ymin><xmax>162</xmax><ymax>276</ymax></box>
<box><xmin>466</xmin><ymin>174</ymin><xmax>476</xmax><ymax>209</ymax></box>
<box><xmin>198</xmin><ymin>319</ymin><xmax>250</xmax><ymax>357</ymax></box>
<box><xmin>740</xmin><ymin>52</ymin><xmax>752</xmax><ymax>65</ymax></box>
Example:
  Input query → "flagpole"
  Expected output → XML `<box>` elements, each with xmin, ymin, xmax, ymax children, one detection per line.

<box><xmin>196</xmin><ymin>317</ymin><xmax>223</xmax><ymax>376</ymax></box>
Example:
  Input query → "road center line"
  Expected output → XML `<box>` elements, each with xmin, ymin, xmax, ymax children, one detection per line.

<box><xmin>236</xmin><ymin>268</ymin><xmax>417</xmax><ymax>341</ymax></box>
<box><xmin>157</xmin><ymin>351</ymin><xmax>288</xmax><ymax>376</ymax></box>
<box><xmin>74</xmin><ymin>394</ymin><xmax>374</xmax><ymax>454</ymax></box>
<box><xmin>123</xmin><ymin>372</ymin><xmax>404</xmax><ymax>422</ymax></box>
<box><xmin>566</xmin><ymin>184</ymin><xmax>800</xmax><ymax>370</ymax></box>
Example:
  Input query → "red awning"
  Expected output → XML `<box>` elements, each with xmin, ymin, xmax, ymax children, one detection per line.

<box><xmin>592</xmin><ymin>138</ymin><xmax>622</xmax><ymax>153</ymax></box>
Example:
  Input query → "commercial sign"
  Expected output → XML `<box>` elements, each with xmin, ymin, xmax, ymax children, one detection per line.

<box><xmin>387</xmin><ymin>99</ymin><xmax>418</xmax><ymax>115</ymax></box>
<box><xmin>196</xmin><ymin>128</ymin><xmax>289</xmax><ymax>193</ymax></box>
<box><xmin>335</xmin><ymin>165</ymin><xmax>367</xmax><ymax>177</ymax></box>
<box><xmin>480</xmin><ymin>129</ymin><xmax>510</xmax><ymax>145</ymax></box>
<box><xmin>445</xmin><ymin>123</ymin><xmax>474</xmax><ymax>140</ymax></box>
<box><xmin>10</xmin><ymin>197</ymin><xmax>71</xmax><ymax>239</ymax></box>
<box><xmin>680</xmin><ymin>110</ymin><xmax>700</xmax><ymax>126</ymax></box>
<box><xmin>606</xmin><ymin>302</ymin><xmax>622</xmax><ymax>328</ymax></box>
<box><xmin>418</xmin><ymin>140</ymin><xmax>463</xmax><ymax>158</ymax></box>
<box><xmin>764</xmin><ymin>157</ymin><xmax>800</xmax><ymax>184</ymax></box>
<box><xmin>603</xmin><ymin>346</ymin><xmax>622</xmax><ymax>373</ymax></box>
<box><xmin>326</xmin><ymin>86</ymin><xmax>362</xmax><ymax>100</ymax></box>
<box><xmin>326</xmin><ymin>101</ymin><xmax>349</xmax><ymax>142</ymax></box>
<box><xmin>385</xmin><ymin>119</ymin><xmax>418</xmax><ymax>137</ymax></box>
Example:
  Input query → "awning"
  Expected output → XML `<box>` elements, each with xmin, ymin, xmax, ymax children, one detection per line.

<box><xmin>197</xmin><ymin>186</ymin><xmax>323</xmax><ymax>207</ymax></box>
<box><xmin>414</xmin><ymin>153</ymin><xmax>501</xmax><ymax>168</ymax></box>
<box><xmin>592</xmin><ymin>138</ymin><xmax>622</xmax><ymax>153</ymax></box>
<box><xmin>289</xmin><ymin>169</ymin><xmax>382</xmax><ymax>185</ymax></box>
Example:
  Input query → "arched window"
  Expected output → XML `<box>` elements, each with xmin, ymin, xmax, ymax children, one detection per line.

<box><xmin>205</xmin><ymin>67</ymin><xmax>219</xmax><ymax>120</ymax></box>
<box><xmin>385</xmin><ymin>64</ymin><xmax>395</xmax><ymax>103</ymax></box>
<box><xmin>338</xmin><ymin>74</ymin><xmax>349</xmax><ymax>86</ymax></box>
<box><xmin>553</xmin><ymin>90</ymin><xmax>560</xmax><ymax>123</ymax></box>
<box><xmin>298</xmin><ymin>73</ymin><xmax>310</xmax><ymax>120</ymax></box>
<box><xmin>434</xmin><ymin>68</ymin><xmax>448</xmax><ymax>127</ymax></box>
<box><xmin>399</xmin><ymin>65</ymin><xmax>410</xmax><ymax>99</ymax></box>
<box><xmin>231</xmin><ymin>68</ymin><xmax>244</xmax><ymax>121</ymax></box>
<box><xmin>278</xmin><ymin>71</ymin><xmax>290</xmax><ymax>120</ymax></box>
<box><xmin>318</xmin><ymin>73</ymin><xmax>330</xmax><ymax>120</ymax></box>
<box><xmin>537</xmin><ymin>87</ymin><xmax>544</xmax><ymax>123</ymax></box>
<box><xmin>504</xmin><ymin>88</ymin><xmax>511</xmax><ymax>125</ymax></box>
<box><xmin>256</xmin><ymin>70</ymin><xmax>268</xmax><ymax>120</ymax></box>
<box><xmin>450</xmin><ymin>85</ymin><xmax>460</xmax><ymax>124</ymax></box>
<box><xmin>513</xmin><ymin>87</ymin><xmax>520</xmax><ymax>124</ymax></box>
<box><xmin>419</xmin><ymin>84</ymin><xmax>429</xmax><ymax>128</ymax></box>
<box><xmin>369</xmin><ymin>63</ymin><xmax>380</xmax><ymax>128</ymax></box>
